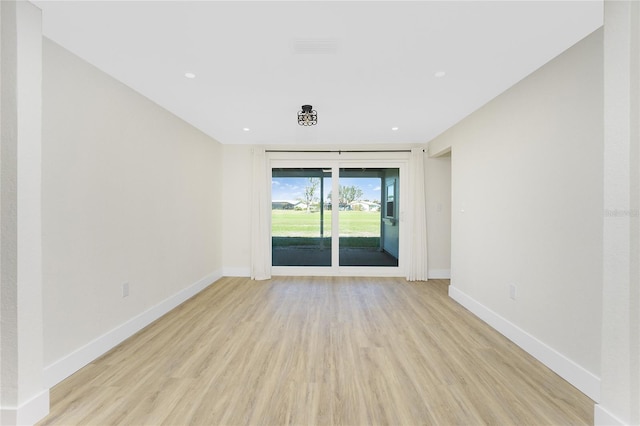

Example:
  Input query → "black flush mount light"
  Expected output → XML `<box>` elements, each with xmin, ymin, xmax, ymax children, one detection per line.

<box><xmin>297</xmin><ymin>104</ymin><xmax>317</xmax><ymax>126</ymax></box>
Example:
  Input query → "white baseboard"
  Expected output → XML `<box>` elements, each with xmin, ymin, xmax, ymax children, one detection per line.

<box><xmin>222</xmin><ymin>267</ymin><xmax>250</xmax><ymax>277</ymax></box>
<box><xmin>229</xmin><ymin>267</ymin><xmax>451</xmax><ymax>279</ymax></box>
<box><xmin>44</xmin><ymin>270</ymin><xmax>222</xmax><ymax>388</ymax></box>
<box><xmin>1</xmin><ymin>388</ymin><xmax>49</xmax><ymax>426</ymax></box>
<box><xmin>594</xmin><ymin>404</ymin><xmax>627</xmax><ymax>426</ymax></box>
<box><xmin>448</xmin><ymin>285</ymin><xmax>601</xmax><ymax>402</ymax></box>
<box><xmin>428</xmin><ymin>269</ymin><xmax>451</xmax><ymax>279</ymax></box>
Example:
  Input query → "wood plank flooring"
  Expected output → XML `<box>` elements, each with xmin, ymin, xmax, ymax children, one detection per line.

<box><xmin>38</xmin><ymin>277</ymin><xmax>593</xmax><ymax>425</ymax></box>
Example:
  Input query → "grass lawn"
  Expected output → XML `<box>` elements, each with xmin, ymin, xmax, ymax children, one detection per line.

<box><xmin>271</xmin><ymin>210</ymin><xmax>380</xmax><ymax>237</ymax></box>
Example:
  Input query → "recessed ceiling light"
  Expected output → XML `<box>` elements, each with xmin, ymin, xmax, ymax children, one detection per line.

<box><xmin>391</xmin><ymin>127</ymin><xmax>399</xmax><ymax>131</ymax></box>
<box><xmin>184</xmin><ymin>72</ymin><xmax>196</xmax><ymax>79</ymax></box>
<box><xmin>242</xmin><ymin>127</ymin><xmax>251</xmax><ymax>132</ymax></box>
<box><xmin>434</xmin><ymin>71</ymin><xmax>446</xmax><ymax>78</ymax></box>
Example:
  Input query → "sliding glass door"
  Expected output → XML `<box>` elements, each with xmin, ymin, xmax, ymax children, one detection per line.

<box><xmin>271</xmin><ymin>162</ymin><xmax>401</xmax><ymax>273</ymax></box>
<box><xmin>272</xmin><ymin>168</ymin><xmax>332</xmax><ymax>266</ymax></box>
<box><xmin>338</xmin><ymin>168</ymin><xmax>399</xmax><ymax>267</ymax></box>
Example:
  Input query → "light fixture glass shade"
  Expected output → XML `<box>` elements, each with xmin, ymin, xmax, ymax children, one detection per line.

<box><xmin>298</xmin><ymin>104</ymin><xmax>317</xmax><ymax>126</ymax></box>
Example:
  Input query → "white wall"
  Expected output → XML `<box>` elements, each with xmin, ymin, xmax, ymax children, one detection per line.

<box><xmin>0</xmin><ymin>2</ymin><xmax>49</xmax><ymax>424</ymax></box>
<box><xmin>597</xmin><ymin>1</ymin><xmax>640</xmax><ymax>424</ymax></box>
<box><xmin>41</xmin><ymin>39</ymin><xmax>223</xmax><ymax>380</ymax></box>
<box><xmin>382</xmin><ymin>169</ymin><xmax>400</xmax><ymax>258</ymax></box>
<box><xmin>221</xmin><ymin>144</ymin><xmax>252</xmax><ymax>276</ymax></box>
<box><xmin>428</xmin><ymin>29</ymin><xmax>603</xmax><ymax>398</ymax></box>
<box><xmin>425</xmin><ymin>153</ymin><xmax>451</xmax><ymax>278</ymax></box>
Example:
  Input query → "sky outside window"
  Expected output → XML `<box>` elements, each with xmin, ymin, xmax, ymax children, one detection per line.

<box><xmin>272</xmin><ymin>177</ymin><xmax>381</xmax><ymax>202</ymax></box>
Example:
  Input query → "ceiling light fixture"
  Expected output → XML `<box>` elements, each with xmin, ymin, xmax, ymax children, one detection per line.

<box><xmin>391</xmin><ymin>127</ymin><xmax>399</xmax><ymax>131</ymax></box>
<box><xmin>434</xmin><ymin>71</ymin><xmax>446</xmax><ymax>78</ymax></box>
<box><xmin>297</xmin><ymin>104</ymin><xmax>317</xmax><ymax>126</ymax></box>
<box><xmin>184</xmin><ymin>72</ymin><xmax>196</xmax><ymax>79</ymax></box>
<box><xmin>242</xmin><ymin>127</ymin><xmax>250</xmax><ymax>132</ymax></box>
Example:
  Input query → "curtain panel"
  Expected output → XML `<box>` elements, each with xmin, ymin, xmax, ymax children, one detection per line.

<box><xmin>406</xmin><ymin>148</ymin><xmax>429</xmax><ymax>281</ymax></box>
<box><xmin>250</xmin><ymin>147</ymin><xmax>271</xmax><ymax>280</ymax></box>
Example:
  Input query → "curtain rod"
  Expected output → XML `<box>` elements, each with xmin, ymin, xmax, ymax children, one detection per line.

<box><xmin>265</xmin><ymin>149</ymin><xmax>424</xmax><ymax>153</ymax></box>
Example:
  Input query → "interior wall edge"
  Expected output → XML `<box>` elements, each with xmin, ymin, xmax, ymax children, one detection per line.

<box><xmin>426</xmin><ymin>143</ymin><xmax>451</xmax><ymax>158</ymax></box>
<box><xmin>594</xmin><ymin>404</ymin><xmax>627</xmax><ymax>426</ymax></box>
<box><xmin>0</xmin><ymin>388</ymin><xmax>49</xmax><ymax>426</ymax></box>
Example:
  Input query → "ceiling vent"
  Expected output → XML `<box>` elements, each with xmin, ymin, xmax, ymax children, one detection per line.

<box><xmin>292</xmin><ymin>38</ymin><xmax>339</xmax><ymax>55</ymax></box>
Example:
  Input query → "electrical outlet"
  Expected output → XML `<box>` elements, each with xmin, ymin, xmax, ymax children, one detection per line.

<box><xmin>122</xmin><ymin>282</ymin><xmax>130</xmax><ymax>298</ymax></box>
<box><xmin>509</xmin><ymin>284</ymin><xmax>517</xmax><ymax>300</ymax></box>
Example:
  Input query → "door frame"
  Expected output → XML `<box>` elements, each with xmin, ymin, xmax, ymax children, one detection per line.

<box><xmin>269</xmin><ymin>151</ymin><xmax>409</xmax><ymax>277</ymax></box>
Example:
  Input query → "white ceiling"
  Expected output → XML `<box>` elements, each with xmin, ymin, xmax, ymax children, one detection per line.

<box><xmin>34</xmin><ymin>1</ymin><xmax>603</xmax><ymax>146</ymax></box>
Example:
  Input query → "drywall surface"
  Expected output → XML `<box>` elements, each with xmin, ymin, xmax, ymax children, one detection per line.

<box><xmin>221</xmin><ymin>144</ymin><xmax>252</xmax><ymax>276</ymax></box>
<box><xmin>425</xmin><ymin>154</ymin><xmax>451</xmax><ymax>276</ymax></box>
<box><xmin>382</xmin><ymin>169</ymin><xmax>400</xmax><ymax>259</ymax></box>
<box><xmin>1</xmin><ymin>2</ymin><xmax>49</xmax><ymax>424</ymax></box>
<box><xmin>42</xmin><ymin>39</ymin><xmax>223</xmax><ymax>366</ymax></box>
<box><xmin>428</xmin><ymin>29</ymin><xmax>603</xmax><ymax>377</ymax></box>
<box><xmin>597</xmin><ymin>1</ymin><xmax>640</xmax><ymax>424</ymax></box>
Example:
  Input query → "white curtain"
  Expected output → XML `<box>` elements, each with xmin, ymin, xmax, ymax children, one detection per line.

<box><xmin>407</xmin><ymin>147</ymin><xmax>429</xmax><ymax>281</ymax></box>
<box><xmin>250</xmin><ymin>147</ymin><xmax>271</xmax><ymax>280</ymax></box>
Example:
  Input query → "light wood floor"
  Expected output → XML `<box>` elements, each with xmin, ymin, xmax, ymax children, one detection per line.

<box><xmin>38</xmin><ymin>277</ymin><xmax>593</xmax><ymax>425</ymax></box>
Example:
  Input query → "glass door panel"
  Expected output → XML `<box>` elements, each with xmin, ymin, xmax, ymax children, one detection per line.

<box><xmin>271</xmin><ymin>168</ymin><xmax>332</xmax><ymax>266</ymax></box>
<box><xmin>338</xmin><ymin>168</ymin><xmax>399</xmax><ymax>267</ymax></box>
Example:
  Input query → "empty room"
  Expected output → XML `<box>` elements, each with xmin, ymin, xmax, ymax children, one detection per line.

<box><xmin>1</xmin><ymin>1</ymin><xmax>638</xmax><ymax>425</ymax></box>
